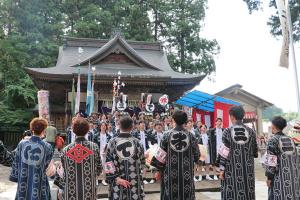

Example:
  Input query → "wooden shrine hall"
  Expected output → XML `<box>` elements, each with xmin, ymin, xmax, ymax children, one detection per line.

<box><xmin>26</xmin><ymin>34</ymin><xmax>204</xmax><ymax>130</ymax></box>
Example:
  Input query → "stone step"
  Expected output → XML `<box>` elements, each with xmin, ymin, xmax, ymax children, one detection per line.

<box><xmin>96</xmin><ymin>180</ymin><xmax>220</xmax><ymax>199</ymax></box>
<box><xmin>50</xmin><ymin>179</ymin><xmax>220</xmax><ymax>199</ymax></box>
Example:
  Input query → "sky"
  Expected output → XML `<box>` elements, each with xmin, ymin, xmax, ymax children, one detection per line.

<box><xmin>195</xmin><ymin>0</ymin><xmax>300</xmax><ymax>112</ymax></box>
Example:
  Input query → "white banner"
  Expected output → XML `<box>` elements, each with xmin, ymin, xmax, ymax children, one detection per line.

<box><xmin>38</xmin><ymin>90</ymin><xmax>50</xmax><ymax>121</ymax></box>
<box><xmin>217</xmin><ymin>109</ymin><xmax>223</xmax><ymax>119</ymax></box>
<box><xmin>276</xmin><ymin>0</ymin><xmax>290</xmax><ymax>68</ymax></box>
<box><xmin>75</xmin><ymin>69</ymin><xmax>81</xmax><ymax>114</ymax></box>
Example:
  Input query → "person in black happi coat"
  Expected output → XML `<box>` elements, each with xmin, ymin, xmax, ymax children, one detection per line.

<box><xmin>105</xmin><ymin>116</ymin><xmax>145</xmax><ymax>200</ymax></box>
<box><xmin>0</xmin><ymin>140</ymin><xmax>14</xmax><ymax>167</ymax></box>
<box><xmin>219</xmin><ymin>106</ymin><xmax>258</xmax><ymax>200</ymax></box>
<box><xmin>265</xmin><ymin>116</ymin><xmax>300</xmax><ymax>200</ymax></box>
<box><xmin>55</xmin><ymin>117</ymin><xmax>102</xmax><ymax>200</ymax></box>
<box><xmin>151</xmin><ymin>110</ymin><xmax>200</xmax><ymax>200</ymax></box>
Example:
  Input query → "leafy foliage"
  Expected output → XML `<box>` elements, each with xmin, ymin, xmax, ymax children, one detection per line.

<box><xmin>160</xmin><ymin>0</ymin><xmax>220</xmax><ymax>74</ymax></box>
<box><xmin>263</xmin><ymin>105</ymin><xmax>299</xmax><ymax>122</ymax></box>
<box><xmin>263</xmin><ymin>105</ymin><xmax>284</xmax><ymax>121</ymax></box>
<box><xmin>0</xmin><ymin>102</ymin><xmax>33</xmax><ymax>126</ymax></box>
<box><xmin>0</xmin><ymin>38</ymin><xmax>36</xmax><ymax>126</ymax></box>
<box><xmin>283</xmin><ymin>112</ymin><xmax>298</xmax><ymax>121</ymax></box>
<box><xmin>0</xmin><ymin>0</ymin><xmax>61</xmax><ymax>130</ymax></box>
<box><xmin>242</xmin><ymin>0</ymin><xmax>300</xmax><ymax>41</ymax></box>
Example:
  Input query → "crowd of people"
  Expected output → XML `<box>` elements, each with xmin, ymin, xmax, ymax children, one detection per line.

<box><xmin>65</xmin><ymin>110</ymin><xmax>223</xmax><ymax>186</ymax></box>
<box><xmin>0</xmin><ymin>106</ymin><xmax>300</xmax><ymax>200</ymax></box>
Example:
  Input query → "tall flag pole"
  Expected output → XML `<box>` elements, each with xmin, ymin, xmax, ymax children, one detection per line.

<box><xmin>71</xmin><ymin>78</ymin><xmax>75</xmax><ymax>116</ymax></box>
<box><xmin>86</xmin><ymin>60</ymin><xmax>92</xmax><ymax>116</ymax></box>
<box><xmin>287</xmin><ymin>2</ymin><xmax>300</xmax><ymax>119</ymax></box>
<box><xmin>75</xmin><ymin>47</ymin><xmax>83</xmax><ymax>114</ymax></box>
<box><xmin>276</xmin><ymin>0</ymin><xmax>300</xmax><ymax>118</ymax></box>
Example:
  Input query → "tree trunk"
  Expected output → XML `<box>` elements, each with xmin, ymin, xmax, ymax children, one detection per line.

<box><xmin>7</xmin><ymin>0</ymin><xmax>14</xmax><ymax>36</ymax></box>
<box><xmin>179</xmin><ymin>0</ymin><xmax>185</xmax><ymax>71</ymax></box>
<box><xmin>154</xmin><ymin>9</ymin><xmax>158</xmax><ymax>41</ymax></box>
<box><xmin>180</xmin><ymin>33</ymin><xmax>185</xmax><ymax>71</ymax></box>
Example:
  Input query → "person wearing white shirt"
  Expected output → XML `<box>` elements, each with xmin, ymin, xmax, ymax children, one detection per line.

<box><xmin>107</xmin><ymin>123</ymin><xmax>115</xmax><ymax>138</ymax></box>
<box><xmin>147</xmin><ymin>121</ymin><xmax>164</xmax><ymax>184</ymax></box>
<box><xmin>94</xmin><ymin>122</ymin><xmax>111</xmax><ymax>186</ymax></box>
<box><xmin>154</xmin><ymin>123</ymin><xmax>164</xmax><ymax>146</ymax></box>
<box><xmin>199</xmin><ymin>124</ymin><xmax>213</xmax><ymax>181</ymax></box>
<box><xmin>207</xmin><ymin>118</ymin><xmax>224</xmax><ymax>180</ymax></box>
<box><xmin>133</xmin><ymin>121</ymin><xmax>151</xmax><ymax>184</ymax></box>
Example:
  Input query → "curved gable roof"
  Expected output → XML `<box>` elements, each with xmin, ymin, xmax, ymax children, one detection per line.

<box><xmin>77</xmin><ymin>35</ymin><xmax>161</xmax><ymax>71</ymax></box>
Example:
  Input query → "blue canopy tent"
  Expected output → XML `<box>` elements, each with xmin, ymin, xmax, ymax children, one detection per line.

<box><xmin>175</xmin><ymin>90</ymin><xmax>240</xmax><ymax>112</ymax></box>
<box><xmin>175</xmin><ymin>90</ymin><xmax>240</xmax><ymax>127</ymax></box>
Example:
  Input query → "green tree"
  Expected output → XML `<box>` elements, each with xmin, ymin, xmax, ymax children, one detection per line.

<box><xmin>0</xmin><ymin>0</ymin><xmax>63</xmax><ymax>128</ymax></box>
<box><xmin>62</xmin><ymin>0</ymin><xmax>112</xmax><ymax>38</ymax></box>
<box><xmin>263</xmin><ymin>105</ymin><xmax>284</xmax><ymax>121</ymax></box>
<box><xmin>283</xmin><ymin>112</ymin><xmax>298</xmax><ymax>121</ymax></box>
<box><xmin>149</xmin><ymin>0</ymin><xmax>167</xmax><ymax>41</ymax></box>
<box><xmin>101</xmin><ymin>0</ymin><xmax>153</xmax><ymax>41</ymax></box>
<box><xmin>160</xmin><ymin>0</ymin><xmax>220</xmax><ymax>74</ymax></box>
<box><xmin>0</xmin><ymin>0</ymin><xmax>16</xmax><ymax>36</ymax></box>
<box><xmin>123</xmin><ymin>2</ymin><xmax>152</xmax><ymax>41</ymax></box>
<box><xmin>0</xmin><ymin>38</ymin><xmax>36</xmax><ymax>126</ymax></box>
<box><xmin>242</xmin><ymin>0</ymin><xmax>300</xmax><ymax>41</ymax></box>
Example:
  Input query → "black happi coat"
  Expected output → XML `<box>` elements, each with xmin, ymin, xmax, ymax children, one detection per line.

<box><xmin>207</xmin><ymin>128</ymin><xmax>224</xmax><ymax>165</ymax></box>
<box><xmin>151</xmin><ymin>126</ymin><xmax>200</xmax><ymax>200</ymax></box>
<box><xmin>105</xmin><ymin>133</ymin><xmax>145</xmax><ymax>200</ymax></box>
<box><xmin>265</xmin><ymin>132</ymin><xmax>300</xmax><ymax>200</ymax></box>
<box><xmin>0</xmin><ymin>140</ymin><xmax>14</xmax><ymax>167</ymax></box>
<box><xmin>55</xmin><ymin>137</ymin><xmax>102</xmax><ymax>200</ymax></box>
<box><xmin>219</xmin><ymin>122</ymin><xmax>258</xmax><ymax>200</ymax></box>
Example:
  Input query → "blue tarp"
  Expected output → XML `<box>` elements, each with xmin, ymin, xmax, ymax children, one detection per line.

<box><xmin>175</xmin><ymin>90</ymin><xmax>240</xmax><ymax>112</ymax></box>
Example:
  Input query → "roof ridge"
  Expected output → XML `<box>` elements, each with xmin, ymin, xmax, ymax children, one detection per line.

<box><xmin>63</xmin><ymin>36</ymin><xmax>162</xmax><ymax>45</ymax></box>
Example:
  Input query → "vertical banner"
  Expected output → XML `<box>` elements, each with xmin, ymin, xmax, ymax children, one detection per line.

<box><xmin>71</xmin><ymin>78</ymin><xmax>75</xmax><ymax>116</ymax></box>
<box><xmin>275</xmin><ymin>0</ymin><xmax>290</xmax><ymax>68</ymax></box>
<box><xmin>86</xmin><ymin>61</ymin><xmax>92</xmax><ymax>116</ymax></box>
<box><xmin>90</xmin><ymin>81</ymin><xmax>94</xmax><ymax>115</ymax></box>
<box><xmin>75</xmin><ymin>67</ymin><xmax>81</xmax><ymax>114</ymax></box>
<box><xmin>192</xmin><ymin>109</ymin><xmax>213</xmax><ymax>125</ymax></box>
<box><xmin>217</xmin><ymin>109</ymin><xmax>224</xmax><ymax>119</ymax></box>
<box><xmin>214</xmin><ymin>102</ymin><xmax>232</xmax><ymax>128</ymax></box>
<box><xmin>38</xmin><ymin>90</ymin><xmax>50</xmax><ymax>121</ymax></box>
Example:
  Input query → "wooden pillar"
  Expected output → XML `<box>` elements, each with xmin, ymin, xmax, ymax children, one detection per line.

<box><xmin>256</xmin><ymin>105</ymin><xmax>263</xmax><ymax>136</ymax></box>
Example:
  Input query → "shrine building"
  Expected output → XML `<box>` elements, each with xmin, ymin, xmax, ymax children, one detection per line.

<box><xmin>26</xmin><ymin>34</ymin><xmax>204</xmax><ymax>130</ymax></box>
